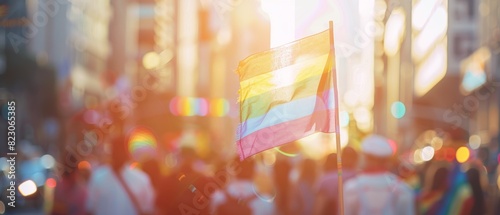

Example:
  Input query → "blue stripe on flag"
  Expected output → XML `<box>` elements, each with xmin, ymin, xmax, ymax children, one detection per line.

<box><xmin>238</xmin><ymin>88</ymin><xmax>335</xmax><ymax>139</ymax></box>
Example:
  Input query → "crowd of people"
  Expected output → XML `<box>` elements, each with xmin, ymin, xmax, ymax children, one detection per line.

<box><xmin>49</xmin><ymin>133</ymin><xmax>495</xmax><ymax>215</ymax></box>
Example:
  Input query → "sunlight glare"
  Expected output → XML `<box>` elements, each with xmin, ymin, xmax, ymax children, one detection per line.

<box><xmin>261</xmin><ymin>0</ymin><xmax>295</xmax><ymax>47</ymax></box>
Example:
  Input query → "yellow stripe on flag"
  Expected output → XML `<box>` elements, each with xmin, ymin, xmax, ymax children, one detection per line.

<box><xmin>238</xmin><ymin>53</ymin><xmax>329</xmax><ymax>102</ymax></box>
<box><xmin>237</xmin><ymin>30</ymin><xmax>330</xmax><ymax>81</ymax></box>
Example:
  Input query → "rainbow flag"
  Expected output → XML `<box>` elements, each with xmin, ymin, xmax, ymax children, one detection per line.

<box><xmin>236</xmin><ymin>29</ymin><xmax>337</xmax><ymax>160</ymax></box>
<box><xmin>128</xmin><ymin>126</ymin><xmax>158</xmax><ymax>161</ymax></box>
<box><xmin>439</xmin><ymin>164</ymin><xmax>473</xmax><ymax>215</ymax></box>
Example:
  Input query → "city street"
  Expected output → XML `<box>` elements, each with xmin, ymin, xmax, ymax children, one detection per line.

<box><xmin>1</xmin><ymin>0</ymin><xmax>500</xmax><ymax>214</ymax></box>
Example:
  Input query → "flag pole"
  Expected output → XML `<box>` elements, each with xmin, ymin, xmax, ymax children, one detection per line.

<box><xmin>329</xmin><ymin>21</ymin><xmax>344</xmax><ymax>215</ymax></box>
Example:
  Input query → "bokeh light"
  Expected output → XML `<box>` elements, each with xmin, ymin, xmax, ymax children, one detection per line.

<box><xmin>128</xmin><ymin>127</ymin><xmax>158</xmax><ymax>161</ymax></box>
<box><xmin>180</xmin><ymin>97</ymin><xmax>196</xmax><ymax>116</ymax></box>
<box><xmin>387</xmin><ymin>139</ymin><xmax>398</xmax><ymax>155</ymax></box>
<box><xmin>354</xmin><ymin>107</ymin><xmax>371</xmax><ymax>124</ymax></box>
<box><xmin>423</xmin><ymin>130</ymin><xmax>437</xmax><ymax>142</ymax></box>
<box><xmin>340</xmin><ymin>128</ymin><xmax>349</xmax><ymax>149</ymax></box>
<box><xmin>19</xmin><ymin>180</ymin><xmax>37</xmax><ymax>196</ymax></box>
<box><xmin>46</xmin><ymin>178</ymin><xmax>57</xmax><ymax>189</ymax></box>
<box><xmin>262</xmin><ymin>152</ymin><xmax>276</xmax><ymax>166</ymax></box>
<box><xmin>83</xmin><ymin>109</ymin><xmax>100</xmax><ymax>124</ymax></box>
<box><xmin>169</xmin><ymin>97</ymin><xmax>180</xmax><ymax>116</ymax></box>
<box><xmin>197</xmin><ymin>98</ymin><xmax>209</xmax><ymax>116</ymax></box>
<box><xmin>164</xmin><ymin>153</ymin><xmax>178</xmax><ymax>169</ymax></box>
<box><xmin>142</xmin><ymin>52</ymin><xmax>160</xmax><ymax>70</ymax></box>
<box><xmin>209</xmin><ymin>98</ymin><xmax>230</xmax><ymax>117</ymax></box>
<box><xmin>469</xmin><ymin>135</ymin><xmax>481</xmax><ymax>150</ymax></box>
<box><xmin>354</xmin><ymin>107</ymin><xmax>373</xmax><ymax>132</ymax></box>
<box><xmin>430</xmin><ymin>137</ymin><xmax>443</xmax><ymax>150</ymax></box>
<box><xmin>169</xmin><ymin>97</ymin><xmax>230</xmax><ymax>117</ymax></box>
<box><xmin>391</xmin><ymin>101</ymin><xmax>406</xmax><ymax>119</ymax></box>
<box><xmin>421</xmin><ymin>146</ymin><xmax>434</xmax><ymax>161</ymax></box>
<box><xmin>340</xmin><ymin>111</ymin><xmax>350</xmax><ymax>127</ymax></box>
<box><xmin>78</xmin><ymin>160</ymin><xmax>92</xmax><ymax>170</ymax></box>
<box><xmin>40</xmin><ymin>154</ymin><xmax>55</xmax><ymax>169</ymax></box>
<box><xmin>413</xmin><ymin>149</ymin><xmax>424</xmax><ymax>164</ymax></box>
<box><xmin>456</xmin><ymin>147</ymin><xmax>470</xmax><ymax>163</ymax></box>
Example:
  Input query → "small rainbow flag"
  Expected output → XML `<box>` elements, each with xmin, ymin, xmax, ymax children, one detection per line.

<box><xmin>236</xmin><ymin>29</ymin><xmax>337</xmax><ymax>160</ymax></box>
<box><xmin>439</xmin><ymin>164</ymin><xmax>473</xmax><ymax>215</ymax></box>
<box><xmin>128</xmin><ymin>126</ymin><xmax>158</xmax><ymax>161</ymax></box>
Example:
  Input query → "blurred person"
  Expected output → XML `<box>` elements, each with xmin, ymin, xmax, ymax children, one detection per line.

<box><xmin>86</xmin><ymin>135</ymin><xmax>155</xmax><ymax>215</ymax></box>
<box><xmin>344</xmin><ymin>135</ymin><xmax>415</xmax><ymax>215</ymax></box>
<box><xmin>79</xmin><ymin>166</ymin><xmax>92</xmax><ymax>184</ymax></box>
<box><xmin>211</xmin><ymin>157</ymin><xmax>275</xmax><ymax>215</ymax></box>
<box><xmin>156</xmin><ymin>147</ymin><xmax>213</xmax><ymax>214</ymax></box>
<box><xmin>141</xmin><ymin>158</ymin><xmax>162</xmax><ymax>191</ymax></box>
<box><xmin>51</xmin><ymin>169</ymin><xmax>88</xmax><ymax>215</ymax></box>
<box><xmin>418</xmin><ymin>165</ymin><xmax>450</xmax><ymax>215</ymax></box>
<box><xmin>292</xmin><ymin>158</ymin><xmax>318</xmax><ymax>215</ymax></box>
<box><xmin>443</xmin><ymin>163</ymin><xmax>474</xmax><ymax>215</ymax></box>
<box><xmin>273</xmin><ymin>158</ymin><xmax>293</xmax><ymax>215</ymax></box>
<box><xmin>315</xmin><ymin>146</ymin><xmax>359</xmax><ymax>215</ymax></box>
<box><xmin>419</xmin><ymin>162</ymin><xmax>475</xmax><ymax>215</ymax></box>
<box><xmin>466</xmin><ymin>168</ymin><xmax>486</xmax><ymax>215</ymax></box>
<box><xmin>396</xmin><ymin>159</ymin><xmax>421</xmax><ymax>195</ymax></box>
<box><xmin>314</xmin><ymin>152</ymin><xmax>337</xmax><ymax>215</ymax></box>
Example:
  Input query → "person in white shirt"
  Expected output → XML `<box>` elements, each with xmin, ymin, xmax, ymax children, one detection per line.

<box><xmin>211</xmin><ymin>158</ymin><xmax>276</xmax><ymax>215</ymax></box>
<box><xmin>344</xmin><ymin>135</ymin><xmax>415</xmax><ymax>215</ymax></box>
<box><xmin>86</xmin><ymin>136</ymin><xmax>155</xmax><ymax>215</ymax></box>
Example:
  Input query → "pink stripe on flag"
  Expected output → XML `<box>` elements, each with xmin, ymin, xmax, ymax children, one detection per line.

<box><xmin>237</xmin><ymin>109</ymin><xmax>336</xmax><ymax>160</ymax></box>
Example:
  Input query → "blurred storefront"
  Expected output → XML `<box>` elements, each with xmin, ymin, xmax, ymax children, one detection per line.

<box><xmin>400</xmin><ymin>0</ymin><xmax>500</xmax><ymax>171</ymax></box>
<box><xmin>63</xmin><ymin>0</ymin><xmax>112</xmax><ymax>112</ymax></box>
<box><xmin>106</xmin><ymin>0</ymin><xmax>180</xmax><ymax>156</ymax></box>
<box><xmin>105</xmin><ymin>0</ymin><xmax>272</xmax><ymax>158</ymax></box>
<box><xmin>1</xmin><ymin>0</ymin><xmax>112</xmax><ymax>155</ymax></box>
<box><xmin>374</xmin><ymin>0</ymin><xmax>493</xmax><ymax>155</ymax></box>
<box><xmin>3</xmin><ymin>0</ymin><xmax>498</xmax><ymax>164</ymax></box>
<box><xmin>378</xmin><ymin>0</ymin><xmax>453</xmax><ymax>151</ymax></box>
<box><xmin>63</xmin><ymin>0</ymin><xmax>113</xmax><ymax>158</ymax></box>
<box><xmin>457</xmin><ymin>0</ymin><xmax>500</xmax><ymax>168</ymax></box>
<box><xmin>374</xmin><ymin>0</ymin><xmax>412</xmax><ymax>147</ymax></box>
